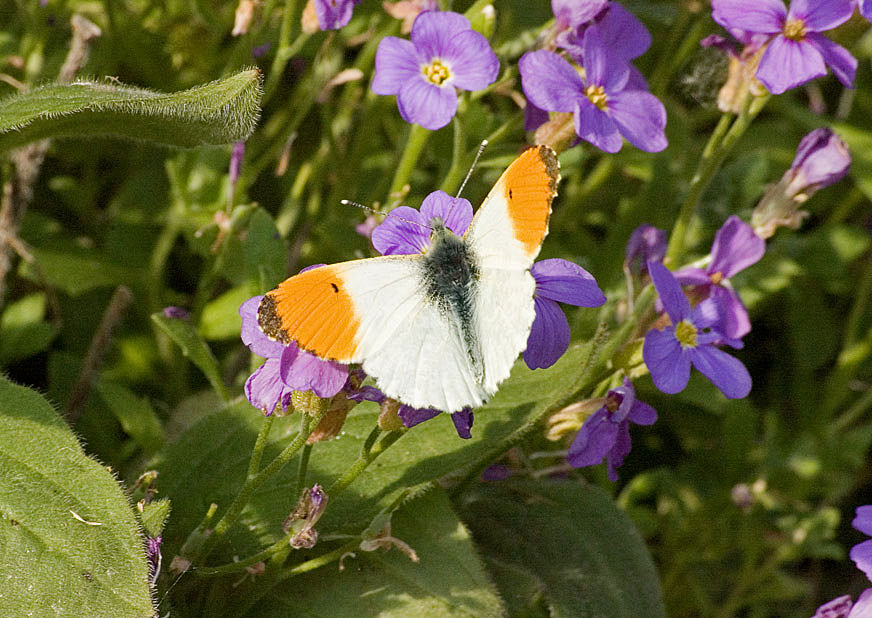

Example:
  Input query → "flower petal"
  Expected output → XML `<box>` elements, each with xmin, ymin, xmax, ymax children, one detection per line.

<box><xmin>279</xmin><ymin>345</ymin><xmax>348</xmax><ymax>398</ymax></box>
<box><xmin>410</xmin><ymin>10</ymin><xmax>470</xmax><ymax>60</ymax></box>
<box><xmin>806</xmin><ymin>33</ymin><xmax>857</xmax><ymax>88</ymax></box>
<box><xmin>851</xmin><ymin>540</ymin><xmax>872</xmax><ymax>583</ymax></box>
<box><xmin>245</xmin><ymin>359</ymin><xmax>292</xmax><ymax>414</ymax></box>
<box><xmin>643</xmin><ymin>327</ymin><xmax>691</xmax><ymax>394</ymax></box>
<box><xmin>398</xmin><ymin>405</ymin><xmax>440</xmax><ymax>427</ymax></box>
<box><xmin>710</xmin><ymin>215</ymin><xmax>766</xmax><ymax>278</ymax></box>
<box><xmin>625</xmin><ymin>224</ymin><xmax>667</xmax><ymax>274</ymax></box>
<box><xmin>525</xmin><ymin>102</ymin><xmax>550</xmax><ymax>131</ymax></box>
<box><xmin>757</xmin><ymin>36</ymin><xmax>826</xmax><ymax>95</ymax></box>
<box><xmin>608</xmin><ymin>90</ymin><xmax>668</xmax><ymax>153</ymax></box>
<box><xmin>519</xmin><ymin>50</ymin><xmax>584</xmax><ymax>113</ymax></box>
<box><xmin>441</xmin><ymin>29</ymin><xmax>499</xmax><ymax>91</ymax></box>
<box><xmin>240</xmin><ymin>296</ymin><xmax>287</xmax><ymax>358</ymax></box>
<box><xmin>371</xmin><ymin>206</ymin><xmax>430</xmax><ymax>255</ymax></box>
<box><xmin>688</xmin><ymin>345</ymin><xmax>752</xmax><ymax>399</ymax></box>
<box><xmin>451</xmin><ymin>408</ymin><xmax>474</xmax><ymax>438</ymax></box>
<box><xmin>567</xmin><ymin>409</ymin><xmax>618</xmax><ymax>467</ymax></box>
<box><xmin>397</xmin><ymin>77</ymin><xmax>458</xmax><ymax>130</ymax></box>
<box><xmin>673</xmin><ymin>267</ymin><xmax>711</xmax><ymax>288</ymax></box>
<box><xmin>532</xmin><ymin>258</ymin><xmax>606</xmax><ymax>307</ymax></box>
<box><xmin>313</xmin><ymin>0</ymin><xmax>359</xmax><ymax>30</ymax></box>
<box><xmin>523</xmin><ymin>296</ymin><xmax>570</xmax><ymax>370</ymax></box>
<box><xmin>597</xmin><ymin>2</ymin><xmax>651</xmax><ymax>61</ymax></box>
<box><xmin>853</xmin><ymin>505</ymin><xmax>872</xmax><ymax>536</ymax></box>
<box><xmin>628</xmin><ymin>400</ymin><xmax>657</xmax><ymax>425</ymax></box>
<box><xmin>582</xmin><ymin>25</ymin><xmax>629</xmax><ymax>92</ymax></box>
<box><xmin>551</xmin><ymin>0</ymin><xmax>607</xmax><ymax>29</ymax></box>
<box><xmin>812</xmin><ymin>595</ymin><xmax>853</xmax><ymax>618</ymax></box>
<box><xmin>710</xmin><ymin>285</ymin><xmax>751</xmax><ymax>339</ymax></box>
<box><xmin>575</xmin><ymin>99</ymin><xmax>623</xmax><ymax>153</ymax></box>
<box><xmin>605</xmin><ymin>422</ymin><xmax>632</xmax><ymax>481</ymax></box>
<box><xmin>848</xmin><ymin>589</ymin><xmax>872</xmax><ymax>618</ymax></box>
<box><xmin>862</xmin><ymin>0</ymin><xmax>872</xmax><ymax>21</ymax></box>
<box><xmin>711</xmin><ymin>0</ymin><xmax>785</xmax><ymax>34</ymax></box>
<box><xmin>789</xmin><ymin>0</ymin><xmax>853</xmax><ymax>32</ymax></box>
<box><xmin>648</xmin><ymin>260</ymin><xmax>691</xmax><ymax>323</ymax></box>
<box><xmin>420</xmin><ymin>190</ymin><xmax>473</xmax><ymax>236</ymax></box>
<box><xmin>371</xmin><ymin>37</ymin><xmax>421</xmax><ymax>95</ymax></box>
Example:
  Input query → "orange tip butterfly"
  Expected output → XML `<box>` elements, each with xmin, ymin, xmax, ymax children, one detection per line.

<box><xmin>258</xmin><ymin>145</ymin><xmax>560</xmax><ymax>413</ymax></box>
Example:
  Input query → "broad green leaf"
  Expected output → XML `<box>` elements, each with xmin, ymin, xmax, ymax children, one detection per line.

<box><xmin>455</xmin><ymin>478</ymin><xmax>666</xmax><ymax>618</ymax></box>
<box><xmin>0</xmin><ymin>375</ymin><xmax>153</xmax><ymax>618</ymax></box>
<box><xmin>151</xmin><ymin>312</ymin><xmax>230</xmax><ymax>401</ymax></box>
<box><xmin>245</xmin><ymin>208</ymin><xmax>287</xmax><ymax>291</ymax></box>
<box><xmin>96</xmin><ymin>380</ymin><xmax>165</xmax><ymax>456</ymax></box>
<box><xmin>19</xmin><ymin>247</ymin><xmax>130</xmax><ymax>295</ymax></box>
<box><xmin>0</xmin><ymin>69</ymin><xmax>262</xmax><ymax>152</ymax></box>
<box><xmin>249</xmin><ymin>488</ymin><xmax>505</xmax><ymax>618</ymax></box>
<box><xmin>199</xmin><ymin>285</ymin><xmax>251</xmax><ymax>340</ymax></box>
<box><xmin>0</xmin><ymin>293</ymin><xmax>56</xmax><ymax>365</ymax></box>
<box><xmin>140</xmin><ymin>499</ymin><xmax>172</xmax><ymax>539</ymax></box>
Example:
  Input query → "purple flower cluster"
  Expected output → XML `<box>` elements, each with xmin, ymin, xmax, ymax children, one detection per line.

<box><xmin>519</xmin><ymin>2</ymin><xmax>667</xmax><ymax>153</ymax></box>
<box><xmin>810</xmin><ymin>505</ymin><xmax>872</xmax><ymax>617</ymax></box>
<box><xmin>711</xmin><ymin>0</ymin><xmax>856</xmax><ymax>94</ymax></box>
<box><xmin>371</xmin><ymin>11</ymin><xmax>499</xmax><ymax>130</ymax></box>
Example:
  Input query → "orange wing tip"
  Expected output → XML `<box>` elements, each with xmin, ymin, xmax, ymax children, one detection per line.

<box><xmin>258</xmin><ymin>292</ymin><xmax>291</xmax><ymax>344</ymax></box>
<box><xmin>502</xmin><ymin>145</ymin><xmax>561</xmax><ymax>255</ymax></box>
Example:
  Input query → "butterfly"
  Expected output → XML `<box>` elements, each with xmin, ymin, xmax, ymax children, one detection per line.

<box><xmin>258</xmin><ymin>145</ymin><xmax>560</xmax><ymax>413</ymax></box>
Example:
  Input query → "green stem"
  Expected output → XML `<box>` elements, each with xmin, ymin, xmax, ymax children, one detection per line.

<box><xmin>195</xmin><ymin>409</ymin><xmax>326</xmax><ymax>561</ymax></box>
<box><xmin>247</xmin><ymin>413</ymin><xmax>275</xmax><ymax>478</ymax></box>
<box><xmin>295</xmin><ymin>443</ymin><xmax>313</xmax><ymax>498</ymax></box>
<box><xmin>665</xmin><ymin>94</ymin><xmax>770</xmax><ymax>264</ymax></box>
<box><xmin>387</xmin><ymin>124</ymin><xmax>432</xmax><ymax>207</ymax></box>
<box><xmin>327</xmin><ymin>428</ymin><xmax>404</xmax><ymax>497</ymax></box>
<box><xmin>278</xmin><ymin>540</ymin><xmax>360</xmax><ymax>578</ymax></box>
<box><xmin>193</xmin><ymin>535</ymin><xmax>289</xmax><ymax>577</ymax></box>
<box><xmin>832</xmin><ymin>382</ymin><xmax>872</xmax><ymax>434</ymax></box>
<box><xmin>264</xmin><ymin>0</ymin><xmax>303</xmax><ymax>100</ymax></box>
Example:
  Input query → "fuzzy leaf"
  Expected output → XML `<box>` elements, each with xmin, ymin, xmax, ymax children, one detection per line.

<box><xmin>456</xmin><ymin>478</ymin><xmax>666</xmax><ymax>618</ymax></box>
<box><xmin>0</xmin><ymin>375</ymin><xmax>153</xmax><ymax>618</ymax></box>
<box><xmin>0</xmin><ymin>69</ymin><xmax>262</xmax><ymax>152</ymax></box>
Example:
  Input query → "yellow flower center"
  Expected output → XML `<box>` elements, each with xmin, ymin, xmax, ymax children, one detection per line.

<box><xmin>422</xmin><ymin>59</ymin><xmax>452</xmax><ymax>86</ymax></box>
<box><xmin>709</xmin><ymin>271</ymin><xmax>724</xmax><ymax>285</ymax></box>
<box><xmin>674</xmin><ymin>319</ymin><xmax>698</xmax><ymax>348</ymax></box>
<box><xmin>783</xmin><ymin>18</ymin><xmax>806</xmax><ymax>41</ymax></box>
<box><xmin>585</xmin><ymin>84</ymin><xmax>608</xmax><ymax>110</ymax></box>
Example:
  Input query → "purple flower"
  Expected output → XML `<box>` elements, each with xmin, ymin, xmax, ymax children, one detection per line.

<box><xmin>519</xmin><ymin>26</ymin><xmax>667</xmax><ymax>153</ymax></box>
<box><xmin>229</xmin><ymin>141</ymin><xmax>245</xmax><ymax>186</ymax></box>
<box><xmin>398</xmin><ymin>404</ymin><xmax>474</xmax><ymax>439</ymax></box>
<box><xmin>555</xmin><ymin>2</ymin><xmax>651</xmax><ymax>65</ymax></box>
<box><xmin>146</xmin><ymin>535</ymin><xmax>162</xmax><ymax>585</ymax></box>
<box><xmin>862</xmin><ymin>1</ymin><xmax>872</xmax><ymax>21</ymax></box>
<box><xmin>162</xmin><ymin>306</ymin><xmax>190</xmax><ymax>319</ymax></box>
<box><xmin>313</xmin><ymin>0</ymin><xmax>361</xmax><ymax>30</ymax></box>
<box><xmin>371</xmin><ymin>190</ymin><xmax>605</xmax><ymax>371</ymax></box>
<box><xmin>673</xmin><ymin>216</ymin><xmax>765</xmax><ymax>339</ymax></box>
<box><xmin>642</xmin><ymin>261</ymin><xmax>752</xmax><ymax>399</ymax></box>
<box><xmin>371</xmin><ymin>11</ymin><xmax>500</xmax><ymax>130</ymax></box>
<box><xmin>851</xmin><ymin>506</ymin><xmax>872</xmax><ymax>582</ymax></box>
<box><xmin>524</xmin><ymin>259</ymin><xmax>606</xmax><ymax>370</ymax></box>
<box><xmin>240</xmin><ymin>294</ymin><xmax>348</xmax><ymax>414</ymax></box>
<box><xmin>624</xmin><ymin>224</ymin><xmax>667</xmax><ymax>277</ymax></box>
<box><xmin>787</xmin><ymin>127</ymin><xmax>851</xmax><ymax>196</ymax></box>
<box><xmin>711</xmin><ymin>0</ymin><xmax>856</xmax><ymax>94</ymax></box>
<box><xmin>812</xmin><ymin>591</ymin><xmax>872</xmax><ymax>618</ymax></box>
<box><xmin>567</xmin><ymin>378</ymin><xmax>657</xmax><ymax>481</ymax></box>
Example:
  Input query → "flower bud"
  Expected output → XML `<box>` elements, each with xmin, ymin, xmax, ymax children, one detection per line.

<box><xmin>283</xmin><ymin>485</ymin><xmax>329</xmax><ymax>549</ymax></box>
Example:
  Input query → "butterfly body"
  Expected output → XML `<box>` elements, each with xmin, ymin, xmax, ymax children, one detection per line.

<box><xmin>258</xmin><ymin>145</ymin><xmax>560</xmax><ymax>412</ymax></box>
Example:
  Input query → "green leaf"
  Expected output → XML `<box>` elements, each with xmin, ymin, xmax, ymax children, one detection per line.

<box><xmin>0</xmin><ymin>293</ymin><xmax>56</xmax><ymax>365</ymax></box>
<box><xmin>140</xmin><ymin>499</ymin><xmax>171</xmax><ymax>539</ymax></box>
<box><xmin>245</xmin><ymin>208</ymin><xmax>287</xmax><ymax>291</ymax></box>
<box><xmin>455</xmin><ymin>478</ymin><xmax>666</xmax><ymax>618</ymax></box>
<box><xmin>251</xmin><ymin>488</ymin><xmax>505</xmax><ymax>617</ymax></box>
<box><xmin>19</xmin><ymin>247</ymin><xmax>130</xmax><ymax>296</ymax></box>
<box><xmin>199</xmin><ymin>285</ymin><xmax>251</xmax><ymax>340</ymax></box>
<box><xmin>95</xmin><ymin>380</ymin><xmax>165</xmax><ymax>456</ymax></box>
<box><xmin>151</xmin><ymin>312</ymin><xmax>230</xmax><ymax>402</ymax></box>
<box><xmin>0</xmin><ymin>375</ymin><xmax>153</xmax><ymax>618</ymax></box>
<box><xmin>0</xmin><ymin>69</ymin><xmax>262</xmax><ymax>152</ymax></box>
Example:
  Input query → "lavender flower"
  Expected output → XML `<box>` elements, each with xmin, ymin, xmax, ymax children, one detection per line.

<box><xmin>312</xmin><ymin>0</ymin><xmax>361</xmax><ymax>30</ymax></box>
<box><xmin>371</xmin><ymin>190</ymin><xmax>605</xmax><ymax>370</ymax></box>
<box><xmin>851</xmin><ymin>506</ymin><xmax>872</xmax><ymax>582</ymax></box>
<box><xmin>711</xmin><ymin>0</ymin><xmax>856</xmax><ymax>94</ymax></box>
<box><xmin>567</xmin><ymin>378</ymin><xmax>657</xmax><ymax>481</ymax></box>
<box><xmin>643</xmin><ymin>261</ymin><xmax>752</xmax><ymax>399</ymax></box>
<box><xmin>862</xmin><ymin>1</ymin><xmax>872</xmax><ymax>21</ymax></box>
<box><xmin>674</xmin><ymin>216</ymin><xmax>765</xmax><ymax>339</ymax></box>
<box><xmin>519</xmin><ymin>26</ymin><xmax>667</xmax><ymax>153</ymax></box>
<box><xmin>524</xmin><ymin>259</ymin><xmax>606</xmax><ymax>370</ymax></box>
<box><xmin>624</xmin><ymin>224</ymin><xmax>667</xmax><ymax>277</ymax></box>
<box><xmin>240</xmin><ymin>294</ymin><xmax>348</xmax><ymax>414</ymax></box>
<box><xmin>551</xmin><ymin>0</ymin><xmax>607</xmax><ymax>31</ymax></box>
<box><xmin>397</xmin><ymin>404</ymin><xmax>474</xmax><ymax>438</ymax></box>
<box><xmin>146</xmin><ymin>536</ymin><xmax>162</xmax><ymax>586</ymax></box>
<box><xmin>752</xmin><ymin>128</ymin><xmax>851</xmax><ymax>238</ymax></box>
<box><xmin>554</xmin><ymin>1</ymin><xmax>651</xmax><ymax>69</ymax></box>
<box><xmin>371</xmin><ymin>11</ymin><xmax>499</xmax><ymax>130</ymax></box>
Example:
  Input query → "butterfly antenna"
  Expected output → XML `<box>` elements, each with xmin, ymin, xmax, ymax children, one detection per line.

<box><xmin>340</xmin><ymin>199</ymin><xmax>429</xmax><ymax>231</ymax></box>
<box><xmin>455</xmin><ymin>139</ymin><xmax>489</xmax><ymax>200</ymax></box>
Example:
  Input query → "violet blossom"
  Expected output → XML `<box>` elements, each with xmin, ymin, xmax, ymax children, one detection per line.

<box><xmin>312</xmin><ymin>0</ymin><xmax>361</xmax><ymax>30</ymax></box>
<box><xmin>240</xmin><ymin>294</ymin><xmax>348</xmax><ymax>415</ymax></box>
<box><xmin>519</xmin><ymin>26</ymin><xmax>667</xmax><ymax>153</ymax></box>
<box><xmin>674</xmin><ymin>216</ymin><xmax>765</xmax><ymax>339</ymax></box>
<box><xmin>567</xmin><ymin>378</ymin><xmax>657</xmax><ymax>481</ymax></box>
<box><xmin>371</xmin><ymin>11</ymin><xmax>499</xmax><ymax>130</ymax></box>
<box><xmin>642</xmin><ymin>261</ymin><xmax>752</xmax><ymax>399</ymax></box>
<box><xmin>711</xmin><ymin>0</ymin><xmax>856</xmax><ymax>95</ymax></box>
<box><xmin>624</xmin><ymin>224</ymin><xmax>667</xmax><ymax>277</ymax></box>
